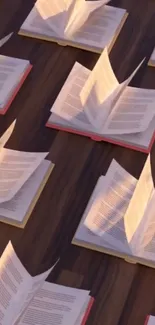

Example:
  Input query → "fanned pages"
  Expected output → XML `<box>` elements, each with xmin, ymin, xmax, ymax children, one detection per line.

<box><xmin>0</xmin><ymin>55</ymin><xmax>32</xmax><ymax>114</ymax></box>
<box><xmin>148</xmin><ymin>48</ymin><xmax>155</xmax><ymax>67</ymax></box>
<box><xmin>0</xmin><ymin>123</ymin><xmax>54</xmax><ymax>228</ymax></box>
<box><xmin>0</xmin><ymin>242</ymin><xmax>93</xmax><ymax>325</ymax></box>
<box><xmin>19</xmin><ymin>1</ymin><xmax>128</xmax><ymax>53</ymax></box>
<box><xmin>72</xmin><ymin>156</ymin><xmax>155</xmax><ymax>268</ymax></box>
<box><xmin>0</xmin><ymin>120</ymin><xmax>16</xmax><ymax>149</ymax></box>
<box><xmin>0</xmin><ymin>33</ymin><xmax>13</xmax><ymax>48</ymax></box>
<box><xmin>0</xmin><ymin>241</ymin><xmax>57</xmax><ymax>325</ymax></box>
<box><xmin>47</xmin><ymin>50</ymin><xmax>155</xmax><ymax>153</ymax></box>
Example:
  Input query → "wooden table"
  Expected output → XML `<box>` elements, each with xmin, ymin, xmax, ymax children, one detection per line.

<box><xmin>0</xmin><ymin>0</ymin><xmax>155</xmax><ymax>324</ymax></box>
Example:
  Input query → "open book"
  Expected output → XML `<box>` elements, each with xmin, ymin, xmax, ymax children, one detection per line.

<box><xmin>47</xmin><ymin>48</ymin><xmax>155</xmax><ymax>153</ymax></box>
<box><xmin>148</xmin><ymin>48</ymin><xmax>155</xmax><ymax>67</ymax></box>
<box><xmin>0</xmin><ymin>34</ymin><xmax>32</xmax><ymax>114</ymax></box>
<box><xmin>72</xmin><ymin>155</ymin><xmax>155</xmax><ymax>269</ymax></box>
<box><xmin>19</xmin><ymin>0</ymin><xmax>128</xmax><ymax>53</ymax></box>
<box><xmin>0</xmin><ymin>241</ymin><xmax>94</xmax><ymax>325</ymax></box>
<box><xmin>0</xmin><ymin>123</ymin><xmax>54</xmax><ymax>228</ymax></box>
<box><xmin>145</xmin><ymin>316</ymin><xmax>155</xmax><ymax>325</ymax></box>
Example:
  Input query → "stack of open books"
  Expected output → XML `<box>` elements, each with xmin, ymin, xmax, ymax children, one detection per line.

<box><xmin>0</xmin><ymin>241</ymin><xmax>94</xmax><ymax>325</ymax></box>
<box><xmin>47</xmin><ymin>48</ymin><xmax>155</xmax><ymax>153</ymax></box>
<box><xmin>19</xmin><ymin>0</ymin><xmax>128</xmax><ymax>53</ymax></box>
<box><xmin>0</xmin><ymin>121</ymin><xmax>54</xmax><ymax>228</ymax></box>
<box><xmin>72</xmin><ymin>155</ymin><xmax>155</xmax><ymax>269</ymax></box>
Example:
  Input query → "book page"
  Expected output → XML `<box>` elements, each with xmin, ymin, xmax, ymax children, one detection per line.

<box><xmin>81</xmin><ymin>52</ymin><xmax>144</xmax><ymax>130</ymax></box>
<box><xmin>0</xmin><ymin>33</ymin><xmax>13</xmax><ymax>48</ymax></box>
<box><xmin>0</xmin><ymin>56</ymin><xmax>29</xmax><ymax>105</ymax></box>
<box><xmin>35</xmin><ymin>0</ymin><xmax>68</xmax><ymax>36</ymax></box>
<box><xmin>18</xmin><ymin>282</ymin><xmax>90</xmax><ymax>325</ymax></box>
<box><xmin>84</xmin><ymin>160</ymin><xmax>137</xmax><ymax>252</ymax></box>
<box><xmin>66</xmin><ymin>5</ymin><xmax>126</xmax><ymax>48</ymax></box>
<box><xmin>102</xmin><ymin>86</ymin><xmax>155</xmax><ymax>135</ymax></box>
<box><xmin>51</xmin><ymin>62</ymin><xmax>93</xmax><ymax>129</ymax></box>
<box><xmin>0</xmin><ymin>160</ymin><xmax>51</xmax><ymax>223</ymax></box>
<box><xmin>0</xmin><ymin>241</ymin><xmax>58</xmax><ymax>325</ymax></box>
<box><xmin>0</xmin><ymin>241</ymin><xmax>32</xmax><ymax>325</ymax></box>
<box><xmin>65</xmin><ymin>0</ymin><xmax>109</xmax><ymax>37</ymax></box>
<box><xmin>124</xmin><ymin>155</ymin><xmax>154</xmax><ymax>253</ymax></box>
<box><xmin>0</xmin><ymin>149</ymin><xmax>48</xmax><ymax>203</ymax></box>
<box><xmin>14</xmin><ymin>262</ymin><xmax>58</xmax><ymax>324</ymax></box>
<box><xmin>0</xmin><ymin>120</ymin><xmax>16</xmax><ymax>149</ymax></box>
<box><xmin>80</xmin><ymin>48</ymin><xmax>119</xmax><ymax>129</ymax></box>
<box><xmin>131</xmin><ymin>190</ymin><xmax>155</xmax><ymax>261</ymax></box>
<box><xmin>73</xmin><ymin>176</ymin><xmax>133</xmax><ymax>255</ymax></box>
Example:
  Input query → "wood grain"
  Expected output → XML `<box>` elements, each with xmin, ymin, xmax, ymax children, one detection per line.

<box><xmin>0</xmin><ymin>0</ymin><xmax>155</xmax><ymax>324</ymax></box>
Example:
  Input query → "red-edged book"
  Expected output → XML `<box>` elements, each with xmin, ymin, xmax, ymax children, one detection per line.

<box><xmin>145</xmin><ymin>315</ymin><xmax>155</xmax><ymax>325</ymax></box>
<box><xmin>46</xmin><ymin>49</ymin><xmax>155</xmax><ymax>153</ymax></box>
<box><xmin>0</xmin><ymin>55</ymin><xmax>32</xmax><ymax>114</ymax></box>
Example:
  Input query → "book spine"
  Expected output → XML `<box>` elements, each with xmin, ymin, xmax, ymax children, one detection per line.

<box><xmin>81</xmin><ymin>297</ymin><xmax>94</xmax><ymax>325</ymax></box>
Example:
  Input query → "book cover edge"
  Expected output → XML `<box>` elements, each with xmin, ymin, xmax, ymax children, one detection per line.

<box><xmin>46</xmin><ymin>122</ymin><xmax>153</xmax><ymax>153</ymax></box>
<box><xmin>0</xmin><ymin>64</ymin><xmax>32</xmax><ymax>115</ymax></box>
<box><xmin>81</xmin><ymin>297</ymin><xmax>95</xmax><ymax>325</ymax></box>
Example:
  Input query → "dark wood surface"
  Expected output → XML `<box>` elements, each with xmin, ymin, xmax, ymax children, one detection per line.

<box><xmin>0</xmin><ymin>0</ymin><xmax>155</xmax><ymax>324</ymax></box>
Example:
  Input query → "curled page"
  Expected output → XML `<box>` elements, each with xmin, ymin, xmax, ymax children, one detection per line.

<box><xmin>0</xmin><ymin>120</ymin><xmax>16</xmax><ymax>149</ymax></box>
<box><xmin>0</xmin><ymin>241</ymin><xmax>58</xmax><ymax>325</ymax></box>
<box><xmin>65</xmin><ymin>0</ymin><xmax>110</xmax><ymax>37</ymax></box>
<box><xmin>84</xmin><ymin>159</ymin><xmax>137</xmax><ymax>252</ymax></box>
<box><xmin>124</xmin><ymin>154</ymin><xmax>154</xmax><ymax>246</ymax></box>
<box><xmin>35</xmin><ymin>0</ymin><xmax>69</xmax><ymax>37</ymax></box>
<box><xmin>0</xmin><ymin>33</ymin><xmax>13</xmax><ymax>48</ymax></box>
<box><xmin>80</xmin><ymin>49</ymin><xmax>144</xmax><ymax>131</ymax></box>
<box><xmin>0</xmin><ymin>149</ymin><xmax>48</xmax><ymax>203</ymax></box>
<box><xmin>102</xmin><ymin>85</ymin><xmax>155</xmax><ymax>135</ymax></box>
<box><xmin>0</xmin><ymin>56</ymin><xmax>30</xmax><ymax>106</ymax></box>
<box><xmin>80</xmin><ymin>48</ymin><xmax>119</xmax><ymax>129</ymax></box>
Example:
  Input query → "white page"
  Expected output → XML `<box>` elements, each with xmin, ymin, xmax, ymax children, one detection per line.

<box><xmin>18</xmin><ymin>282</ymin><xmax>90</xmax><ymax>325</ymax></box>
<box><xmin>134</xmin><ymin>190</ymin><xmax>155</xmax><ymax>262</ymax></box>
<box><xmin>0</xmin><ymin>159</ymin><xmax>51</xmax><ymax>223</ymax></box>
<box><xmin>35</xmin><ymin>0</ymin><xmax>68</xmax><ymax>37</ymax></box>
<box><xmin>0</xmin><ymin>56</ymin><xmax>29</xmax><ymax>105</ymax></box>
<box><xmin>65</xmin><ymin>0</ymin><xmax>110</xmax><ymax>37</ymax></box>
<box><xmin>149</xmin><ymin>48</ymin><xmax>155</xmax><ymax>66</ymax></box>
<box><xmin>84</xmin><ymin>160</ymin><xmax>137</xmax><ymax>251</ymax></box>
<box><xmin>102</xmin><ymin>85</ymin><xmax>155</xmax><ymax>135</ymax></box>
<box><xmin>20</xmin><ymin>5</ymin><xmax>127</xmax><ymax>51</ymax></box>
<box><xmin>0</xmin><ymin>33</ymin><xmax>13</xmax><ymax>48</ymax></box>
<box><xmin>51</xmin><ymin>62</ymin><xmax>93</xmax><ymax>129</ymax></box>
<box><xmin>14</xmin><ymin>262</ymin><xmax>58</xmax><ymax>325</ymax></box>
<box><xmin>80</xmin><ymin>48</ymin><xmax>119</xmax><ymax>129</ymax></box>
<box><xmin>73</xmin><ymin>176</ymin><xmax>133</xmax><ymax>255</ymax></box>
<box><xmin>123</xmin><ymin>155</ymin><xmax>154</xmax><ymax>254</ymax></box>
<box><xmin>0</xmin><ymin>148</ymin><xmax>48</xmax><ymax>203</ymax></box>
<box><xmin>0</xmin><ymin>241</ymin><xmax>32</xmax><ymax>325</ymax></box>
<box><xmin>80</xmin><ymin>50</ymin><xmax>144</xmax><ymax>130</ymax></box>
<box><xmin>0</xmin><ymin>120</ymin><xmax>16</xmax><ymax>149</ymax></box>
<box><xmin>0</xmin><ymin>241</ymin><xmax>58</xmax><ymax>325</ymax></box>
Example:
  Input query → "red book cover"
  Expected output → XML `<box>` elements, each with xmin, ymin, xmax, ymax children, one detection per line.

<box><xmin>0</xmin><ymin>64</ymin><xmax>32</xmax><ymax>115</ymax></box>
<box><xmin>46</xmin><ymin>122</ymin><xmax>155</xmax><ymax>154</ymax></box>
<box><xmin>81</xmin><ymin>297</ymin><xmax>94</xmax><ymax>325</ymax></box>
